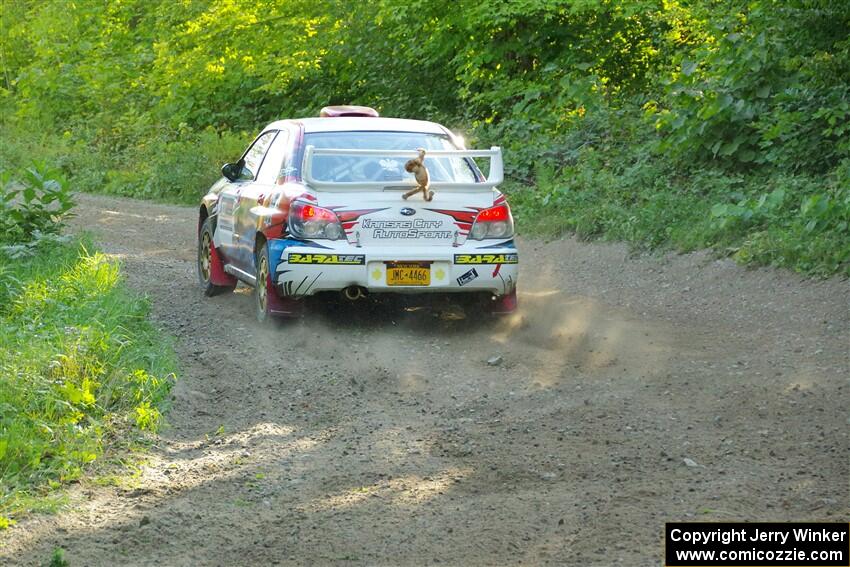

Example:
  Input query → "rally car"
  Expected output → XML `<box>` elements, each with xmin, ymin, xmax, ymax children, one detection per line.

<box><xmin>197</xmin><ymin>105</ymin><xmax>518</xmax><ymax>322</ymax></box>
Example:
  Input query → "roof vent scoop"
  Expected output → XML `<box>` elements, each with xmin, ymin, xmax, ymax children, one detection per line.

<box><xmin>319</xmin><ymin>105</ymin><xmax>379</xmax><ymax>118</ymax></box>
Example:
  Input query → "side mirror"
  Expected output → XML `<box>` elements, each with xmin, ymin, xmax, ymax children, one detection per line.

<box><xmin>221</xmin><ymin>162</ymin><xmax>242</xmax><ymax>182</ymax></box>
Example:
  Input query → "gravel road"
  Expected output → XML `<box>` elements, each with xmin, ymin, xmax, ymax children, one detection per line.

<box><xmin>3</xmin><ymin>192</ymin><xmax>848</xmax><ymax>566</ymax></box>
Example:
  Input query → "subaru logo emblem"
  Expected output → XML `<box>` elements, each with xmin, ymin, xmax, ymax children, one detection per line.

<box><xmin>400</xmin><ymin>207</ymin><xmax>416</xmax><ymax>216</ymax></box>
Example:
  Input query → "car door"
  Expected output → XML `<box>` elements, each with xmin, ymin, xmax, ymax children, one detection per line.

<box><xmin>233</xmin><ymin>129</ymin><xmax>292</xmax><ymax>274</ymax></box>
<box><xmin>221</xmin><ymin>130</ymin><xmax>277</xmax><ymax>271</ymax></box>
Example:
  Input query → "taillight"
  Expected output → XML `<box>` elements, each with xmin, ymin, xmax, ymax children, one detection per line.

<box><xmin>469</xmin><ymin>203</ymin><xmax>514</xmax><ymax>240</ymax></box>
<box><xmin>289</xmin><ymin>201</ymin><xmax>344</xmax><ymax>240</ymax></box>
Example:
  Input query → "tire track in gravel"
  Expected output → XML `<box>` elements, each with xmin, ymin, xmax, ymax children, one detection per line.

<box><xmin>3</xmin><ymin>192</ymin><xmax>847</xmax><ymax>566</ymax></box>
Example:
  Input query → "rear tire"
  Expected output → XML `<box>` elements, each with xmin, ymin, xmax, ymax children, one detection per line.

<box><xmin>198</xmin><ymin>217</ymin><xmax>236</xmax><ymax>297</ymax></box>
<box><xmin>255</xmin><ymin>245</ymin><xmax>274</xmax><ymax>323</ymax></box>
<box><xmin>254</xmin><ymin>244</ymin><xmax>304</xmax><ymax>323</ymax></box>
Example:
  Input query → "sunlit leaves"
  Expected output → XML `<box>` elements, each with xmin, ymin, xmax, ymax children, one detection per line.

<box><xmin>656</xmin><ymin>1</ymin><xmax>850</xmax><ymax>171</ymax></box>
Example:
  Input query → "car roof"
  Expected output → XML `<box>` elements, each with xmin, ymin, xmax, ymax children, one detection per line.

<box><xmin>263</xmin><ymin>116</ymin><xmax>450</xmax><ymax>135</ymax></box>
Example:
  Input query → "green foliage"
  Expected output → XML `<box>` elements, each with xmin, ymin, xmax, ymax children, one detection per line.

<box><xmin>46</xmin><ymin>548</ymin><xmax>69</xmax><ymax>567</ymax></box>
<box><xmin>1</xmin><ymin>0</ymin><xmax>848</xmax><ymax>274</ymax></box>
<box><xmin>655</xmin><ymin>1</ymin><xmax>850</xmax><ymax>171</ymax></box>
<box><xmin>77</xmin><ymin>122</ymin><xmax>249</xmax><ymax>203</ymax></box>
<box><xmin>507</xmin><ymin>115</ymin><xmax>850</xmax><ymax>276</ymax></box>
<box><xmin>708</xmin><ymin>169</ymin><xmax>850</xmax><ymax>275</ymax></box>
<box><xmin>0</xmin><ymin>240</ymin><xmax>176</xmax><ymax>521</ymax></box>
<box><xmin>0</xmin><ymin>164</ymin><xmax>75</xmax><ymax>246</ymax></box>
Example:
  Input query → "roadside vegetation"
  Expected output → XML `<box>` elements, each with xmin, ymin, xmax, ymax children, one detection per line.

<box><xmin>1</xmin><ymin>0</ymin><xmax>848</xmax><ymax>276</ymax></box>
<box><xmin>0</xmin><ymin>165</ymin><xmax>176</xmax><ymax>527</ymax></box>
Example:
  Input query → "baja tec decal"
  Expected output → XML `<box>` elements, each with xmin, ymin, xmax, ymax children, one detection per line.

<box><xmin>361</xmin><ymin>218</ymin><xmax>452</xmax><ymax>240</ymax></box>
<box><xmin>454</xmin><ymin>253</ymin><xmax>518</xmax><ymax>265</ymax></box>
<box><xmin>456</xmin><ymin>268</ymin><xmax>479</xmax><ymax>287</ymax></box>
<box><xmin>287</xmin><ymin>253</ymin><xmax>365</xmax><ymax>265</ymax></box>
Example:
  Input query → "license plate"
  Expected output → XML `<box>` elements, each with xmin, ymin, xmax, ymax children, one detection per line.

<box><xmin>386</xmin><ymin>263</ymin><xmax>430</xmax><ymax>286</ymax></box>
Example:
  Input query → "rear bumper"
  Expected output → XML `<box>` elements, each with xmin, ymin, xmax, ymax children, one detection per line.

<box><xmin>269</xmin><ymin>239</ymin><xmax>518</xmax><ymax>298</ymax></box>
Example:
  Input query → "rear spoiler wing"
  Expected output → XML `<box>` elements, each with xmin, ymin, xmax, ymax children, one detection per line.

<box><xmin>301</xmin><ymin>145</ymin><xmax>503</xmax><ymax>192</ymax></box>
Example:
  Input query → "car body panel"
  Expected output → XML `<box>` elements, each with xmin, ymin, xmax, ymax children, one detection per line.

<box><xmin>269</xmin><ymin>237</ymin><xmax>517</xmax><ymax>298</ymax></box>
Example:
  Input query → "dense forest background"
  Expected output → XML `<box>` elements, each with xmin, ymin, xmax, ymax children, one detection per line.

<box><xmin>2</xmin><ymin>0</ymin><xmax>849</xmax><ymax>275</ymax></box>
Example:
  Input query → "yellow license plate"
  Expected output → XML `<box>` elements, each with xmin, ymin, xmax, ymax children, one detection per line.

<box><xmin>386</xmin><ymin>263</ymin><xmax>431</xmax><ymax>286</ymax></box>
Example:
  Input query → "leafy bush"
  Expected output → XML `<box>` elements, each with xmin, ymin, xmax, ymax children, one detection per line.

<box><xmin>707</xmin><ymin>169</ymin><xmax>850</xmax><ymax>275</ymax></box>
<box><xmin>654</xmin><ymin>2</ymin><xmax>850</xmax><ymax>172</ymax></box>
<box><xmin>0</xmin><ymin>163</ymin><xmax>74</xmax><ymax>245</ymax></box>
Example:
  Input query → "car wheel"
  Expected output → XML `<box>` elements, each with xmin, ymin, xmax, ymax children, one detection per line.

<box><xmin>198</xmin><ymin>217</ymin><xmax>236</xmax><ymax>297</ymax></box>
<box><xmin>255</xmin><ymin>244</ymin><xmax>280</xmax><ymax>324</ymax></box>
<box><xmin>254</xmin><ymin>244</ymin><xmax>304</xmax><ymax>323</ymax></box>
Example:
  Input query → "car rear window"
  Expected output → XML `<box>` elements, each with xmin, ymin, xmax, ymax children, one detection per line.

<box><xmin>303</xmin><ymin>131</ymin><xmax>480</xmax><ymax>184</ymax></box>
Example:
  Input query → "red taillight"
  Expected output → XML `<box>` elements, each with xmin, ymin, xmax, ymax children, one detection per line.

<box><xmin>299</xmin><ymin>204</ymin><xmax>338</xmax><ymax>222</ymax></box>
<box><xmin>469</xmin><ymin>203</ymin><xmax>514</xmax><ymax>240</ymax></box>
<box><xmin>476</xmin><ymin>204</ymin><xmax>510</xmax><ymax>222</ymax></box>
<box><xmin>289</xmin><ymin>201</ymin><xmax>343</xmax><ymax>240</ymax></box>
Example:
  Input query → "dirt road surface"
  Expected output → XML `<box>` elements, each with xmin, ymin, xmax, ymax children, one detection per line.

<box><xmin>3</xmin><ymin>193</ymin><xmax>848</xmax><ymax>566</ymax></box>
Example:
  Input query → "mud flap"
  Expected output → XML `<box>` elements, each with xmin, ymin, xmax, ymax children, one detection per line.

<box><xmin>490</xmin><ymin>289</ymin><xmax>518</xmax><ymax>314</ymax></box>
<box><xmin>267</xmin><ymin>291</ymin><xmax>303</xmax><ymax>317</ymax></box>
<box><xmin>209</xmin><ymin>242</ymin><xmax>238</xmax><ymax>287</ymax></box>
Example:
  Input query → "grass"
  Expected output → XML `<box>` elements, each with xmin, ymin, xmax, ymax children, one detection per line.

<box><xmin>0</xmin><ymin>238</ymin><xmax>176</xmax><ymax>526</ymax></box>
<box><xmin>47</xmin><ymin>548</ymin><xmax>69</xmax><ymax>567</ymax></box>
<box><xmin>504</xmin><ymin>138</ymin><xmax>850</xmax><ymax>278</ymax></box>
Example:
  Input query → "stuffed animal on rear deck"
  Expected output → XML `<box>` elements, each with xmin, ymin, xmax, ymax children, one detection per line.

<box><xmin>402</xmin><ymin>148</ymin><xmax>433</xmax><ymax>201</ymax></box>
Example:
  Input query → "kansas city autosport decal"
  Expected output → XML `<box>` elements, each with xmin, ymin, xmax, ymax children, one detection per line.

<box><xmin>361</xmin><ymin>218</ymin><xmax>453</xmax><ymax>239</ymax></box>
<box><xmin>454</xmin><ymin>253</ymin><xmax>518</xmax><ymax>265</ymax></box>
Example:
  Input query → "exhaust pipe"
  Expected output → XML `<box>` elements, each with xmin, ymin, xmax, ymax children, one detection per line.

<box><xmin>342</xmin><ymin>286</ymin><xmax>367</xmax><ymax>301</ymax></box>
